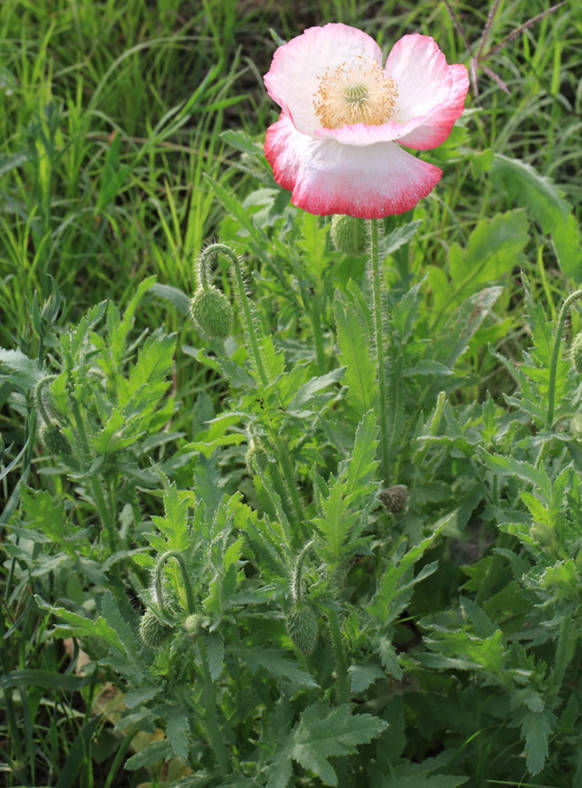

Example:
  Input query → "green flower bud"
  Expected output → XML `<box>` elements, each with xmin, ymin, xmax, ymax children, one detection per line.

<box><xmin>572</xmin><ymin>333</ymin><xmax>582</xmax><ymax>374</ymax></box>
<box><xmin>41</xmin><ymin>424</ymin><xmax>71</xmax><ymax>456</ymax></box>
<box><xmin>139</xmin><ymin>609</ymin><xmax>173</xmax><ymax>648</ymax></box>
<box><xmin>184</xmin><ymin>613</ymin><xmax>204</xmax><ymax>637</ymax></box>
<box><xmin>287</xmin><ymin>604</ymin><xmax>318</xmax><ymax>656</ymax></box>
<box><xmin>330</xmin><ymin>214</ymin><xmax>366</xmax><ymax>255</ymax></box>
<box><xmin>80</xmin><ymin>636</ymin><xmax>108</xmax><ymax>661</ymax></box>
<box><xmin>189</xmin><ymin>286</ymin><xmax>232</xmax><ymax>340</ymax></box>
<box><xmin>530</xmin><ymin>521</ymin><xmax>555</xmax><ymax>549</ymax></box>
<box><xmin>379</xmin><ymin>484</ymin><xmax>409</xmax><ymax>514</ymax></box>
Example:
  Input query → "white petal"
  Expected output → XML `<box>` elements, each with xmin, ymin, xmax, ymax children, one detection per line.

<box><xmin>263</xmin><ymin>23</ymin><xmax>382</xmax><ymax>136</ymax></box>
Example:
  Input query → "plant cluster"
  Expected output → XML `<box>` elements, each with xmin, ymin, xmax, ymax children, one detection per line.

<box><xmin>1</xmin><ymin>1</ymin><xmax>582</xmax><ymax>786</ymax></box>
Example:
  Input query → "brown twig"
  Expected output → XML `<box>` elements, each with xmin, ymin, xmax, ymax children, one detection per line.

<box><xmin>481</xmin><ymin>64</ymin><xmax>510</xmax><ymax>94</ymax></box>
<box><xmin>481</xmin><ymin>0</ymin><xmax>567</xmax><ymax>61</ymax></box>
<box><xmin>443</xmin><ymin>0</ymin><xmax>568</xmax><ymax>98</ymax></box>
<box><xmin>476</xmin><ymin>0</ymin><xmax>502</xmax><ymax>61</ymax></box>
<box><xmin>442</xmin><ymin>0</ymin><xmax>473</xmax><ymax>52</ymax></box>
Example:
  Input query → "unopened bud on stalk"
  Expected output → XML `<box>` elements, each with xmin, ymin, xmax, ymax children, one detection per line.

<box><xmin>189</xmin><ymin>286</ymin><xmax>232</xmax><ymax>340</ymax></box>
<box><xmin>530</xmin><ymin>521</ymin><xmax>555</xmax><ymax>549</ymax></box>
<box><xmin>139</xmin><ymin>609</ymin><xmax>173</xmax><ymax>648</ymax></box>
<box><xmin>330</xmin><ymin>214</ymin><xmax>365</xmax><ymax>255</ymax></box>
<box><xmin>183</xmin><ymin>613</ymin><xmax>204</xmax><ymax>637</ymax></box>
<box><xmin>286</xmin><ymin>604</ymin><xmax>319</xmax><ymax>656</ymax></box>
<box><xmin>41</xmin><ymin>424</ymin><xmax>71</xmax><ymax>456</ymax></box>
<box><xmin>379</xmin><ymin>484</ymin><xmax>409</xmax><ymax>514</ymax></box>
<box><xmin>571</xmin><ymin>333</ymin><xmax>582</xmax><ymax>374</ymax></box>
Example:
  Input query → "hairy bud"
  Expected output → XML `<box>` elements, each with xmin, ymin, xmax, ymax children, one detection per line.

<box><xmin>287</xmin><ymin>605</ymin><xmax>319</xmax><ymax>656</ymax></box>
<box><xmin>184</xmin><ymin>613</ymin><xmax>204</xmax><ymax>637</ymax></box>
<box><xmin>379</xmin><ymin>484</ymin><xmax>409</xmax><ymax>514</ymax></box>
<box><xmin>330</xmin><ymin>214</ymin><xmax>365</xmax><ymax>255</ymax></box>
<box><xmin>572</xmin><ymin>333</ymin><xmax>582</xmax><ymax>374</ymax></box>
<box><xmin>530</xmin><ymin>521</ymin><xmax>555</xmax><ymax>549</ymax></box>
<box><xmin>41</xmin><ymin>424</ymin><xmax>71</xmax><ymax>456</ymax></box>
<box><xmin>189</xmin><ymin>286</ymin><xmax>232</xmax><ymax>340</ymax></box>
<box><xmin>139</xmin><ymin>609</ymin><xmax>173</xmax><ymax>648</ymax></box>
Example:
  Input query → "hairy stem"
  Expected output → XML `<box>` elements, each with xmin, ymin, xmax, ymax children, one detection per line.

<box><xmin>291</xmin><ymin>539</ymin><xmax>315</xmax><ymax>603</ymax></box>
<box><xmin>547</xmin><ymin>289</ymin><xmax>582</xmax><ymax>430</ymax></box>
<box><xmin>206</xmin><ymin>243</ymin><xmax>304</xmax><ymax>528</ymax></box>
<box><xmin>230</xmin><ymin>252</ymin><xmax>269</xmax><ymax>388</ymax></box>
<box><xmin>34</xmin><ymin>375</ymin><xmax>57</xmax><ymax>425</ymax></box>
<box><xmin>308</xmin><ymin>290</ymin><xmax>326</xmax><ymax>373</ymax></box>
<box><xmin>68</xmin><ymin>388</ymin><xmax>116</xmax><ymax>552</ymax></box>
<box><xmin>271</xmin><ymin>432</ymin><xmax>304</xmax><ymax>528</ymax></box>
<box><xmin>198</xmin><ymin>636</ymin><xmax>229</xmax><ymax>774</ymax></box>
<box><xmin>327</xmin><ymin>607</ymin><xmax>349</xmax><ymax>705</ymax></box>
<box><xmin>369</xmin><ymin>219</ymin><xmax>390</xmax><ymax>484</ymax></box>
<box><xmin>154</xmin><ymin>550</ymin><xmax>195</xmax><ymax>617</ymax></box>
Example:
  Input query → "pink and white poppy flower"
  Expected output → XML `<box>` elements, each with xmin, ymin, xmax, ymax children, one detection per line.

<box><xmin>263</xmin><ymin>23</ymin><xmax>469</xmax><ymax>218</ymax></box>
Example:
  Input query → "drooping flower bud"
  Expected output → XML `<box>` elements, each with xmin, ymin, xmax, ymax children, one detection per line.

<box><xmin>189</xmin><ymin>286</ymin><xmax>232</xmax><ymax>340</ymax></box>
<box><xmin>183</xmin><ymin>613</ymin><xmax>204</xmax><ymax>637</ymax></box>
<box><xmin>287</xmin><ymin>604</ymin><xmax>319</xmax><ymax>655</ymax></box>
<box><xmin>379</xmin><ymin>484</ymin><xmax>409</xmax><ymax>514</ymax></box>
<box><xmin>530</xmin><ymin>520</ymin><xmax>555</xmax><ymax>549</ymax></box>
<box><xmin>571</xmin><ymin>333</ymin><xmax>582</xmax><ymax>374</ymax></box>
<box><xmin>330</xmin><ymin>214</ymin><xmax>366</xmax><ymax>255</ymax></box>
<box><xmin>41</xmin><ymin>424</ymin><xmax>71</xmax><ymax>456</ymax></box>
<box><xmin>139</xmin><ymin>609</ymin><xmax>173</xmax><ymax>648</ymax></box>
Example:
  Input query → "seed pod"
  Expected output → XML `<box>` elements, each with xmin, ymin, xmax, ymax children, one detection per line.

<box><xmin>572</xmin><ymin>333</ymin><xmax>582</xmax><ymax>374</ymax></box>
<box><xmin>330</xmin><ymin>214</ymin><xmax>365</xmax><ymax>255</ymax></box>
<box><xmin>41</xmin><ymin>424</ymin><xmax>71</xmax><ymax>456</ymax></box>
<box><xmin>189</xmin><ymin>286</ymin><xmax>232</xmax><ymax>340</ymax></box>
<box><xmin>379</xmin><ymin>484</ymin><xmax>409</xmax><ymax>514</ymax></box>
<box><xmin>287</xmin><ymin>604</ymin><xmax>318</xmax><ymax>656</ymax></box>
<box><xmin>139</xmin><ymin>609</ymin><xmax>173</xmax><ymax>648</ymax></box>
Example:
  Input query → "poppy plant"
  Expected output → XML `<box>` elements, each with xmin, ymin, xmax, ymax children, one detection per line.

<box><xmin>263</xmin><ymin>23</ymin><xmax>469</xmax><ymax>218</ymax></box>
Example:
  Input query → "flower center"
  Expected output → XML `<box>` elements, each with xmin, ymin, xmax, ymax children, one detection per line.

<box><xmin>313</xmin><ymin>57</ymin><xmax>398</xmax><ymax>129</ymax></box>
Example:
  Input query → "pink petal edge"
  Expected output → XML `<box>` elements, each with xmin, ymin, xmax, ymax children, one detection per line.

<box><xmin>385</xmin><ymin>34</ymin><xmax>469</xmax><ymax>150</ymax></box>
<box><xmin>265</xmin><ymin>113</ymin><xmax>442</xmax><ymax>218</ymax></box>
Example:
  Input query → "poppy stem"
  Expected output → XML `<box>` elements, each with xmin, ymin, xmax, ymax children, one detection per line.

<box><xmin>154</xmin><ymin>549</ymin><xmax>195</xmax><ymax>617</ymax></box>
<box><xmin>327</xmin><ymin>606</ymin><xmax>349</xmax><ymax>705</ymax></box>
<box><xmin>227</xmin><ymin>243</ymin><xmax>304</xmax><ymax>528</ymax></box>
<box><xmin>369</xmin><ymin>219</ymin><xmax>390</xmax><ymax>484</ymax></box>
<box><xmin>230</xmin><ymin>251</ymin><xmax>270</xmax><ymax>388</ymax></box>
<box><xmin>198</xmin><ymin>635</ymin><xmax>230</xmax><ymax>774</ymax></box>
<box><xmin>547</xmin><ymin>289</ymin><xmax>582</xmax><ymax>430</ymax></box>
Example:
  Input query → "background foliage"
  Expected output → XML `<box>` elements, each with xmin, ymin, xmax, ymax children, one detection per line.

<box><xmin>1</xmin><ymin>0</ymin><xmax>582</xmax><ymax>786</ymax></box>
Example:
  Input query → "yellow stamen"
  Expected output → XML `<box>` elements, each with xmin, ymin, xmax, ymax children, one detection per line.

<box><xmin>314</xmin><ymin>56</ymin><xmax>398</xmax><ymax>129</ymax></box>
